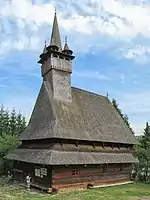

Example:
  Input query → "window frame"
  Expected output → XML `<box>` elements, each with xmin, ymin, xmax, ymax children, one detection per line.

<box><xmin>35</xmin><ymin>167</ymin><xmax>47</xmax><ymax>178</ymax></box>
<box><xmin>72</xmin><ymin>167</ymin><xmax>79</xmax><ymax>176</ymax></box>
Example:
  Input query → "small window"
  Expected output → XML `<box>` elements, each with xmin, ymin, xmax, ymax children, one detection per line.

<box><xmin>72</xmin><ymin>167</ymin><xmax>79</xmax><ymax>175</ymax></box>
<box><xmin>41</xmin><ymin>168</ymin><xmax>47</xmax><ymax>176</ymax></box>
<box><xmin>35</xmin><ymin>168</ymin><xmax>41</xmax><ymax>177</ymax></box>
<box><xmin>35</xmin><ymin>167</ymin><xmax>47</xmax><ymax>178</ymax></box>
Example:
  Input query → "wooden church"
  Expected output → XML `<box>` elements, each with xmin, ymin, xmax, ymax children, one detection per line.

<box><xmin>6</xmin><ymin>11</ymin><xmax>138</xmax><ymax>191</ymax></box>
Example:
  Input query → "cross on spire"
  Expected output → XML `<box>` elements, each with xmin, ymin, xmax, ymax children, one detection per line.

<box><xmin>65</xmin><ymin>36</ymin><xmax>67</xmax><ymax>44</ymax></box>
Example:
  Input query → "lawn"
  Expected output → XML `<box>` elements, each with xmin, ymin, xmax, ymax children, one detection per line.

<box><xmin>0</xmin><ymin>180</ymin><xmax>150</xmax><ymax>200</ymax></box>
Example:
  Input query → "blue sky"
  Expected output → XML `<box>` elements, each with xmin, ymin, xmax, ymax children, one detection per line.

<box><xmin>1</xmin><ymin>0</ymin><xmax>150</xmax><ymax>135</ymax></box>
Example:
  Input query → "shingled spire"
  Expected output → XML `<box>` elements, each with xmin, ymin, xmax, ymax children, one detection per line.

<box><xmin>38</xmin><ymin>11</ymin><xmax>75</xmax><ymax>102</ymax></box>
<box><xmin>50</xmin><ymin>10</ymin><xmax>62</xmax><ymax>51</ymax></box>
<box><xmin>62</xmin><ymin>36</ymin><xmax>73</xmax><ymax>55</ymax></box>
<box><xmin>38</xmin><ymin>41</ymin><xmax>47</xmax><ymax>63</ymax></box>
<box><xmin>43</xmin><ymin>40</ymin><xmax>47</xmax><ymax>54</ymax></box>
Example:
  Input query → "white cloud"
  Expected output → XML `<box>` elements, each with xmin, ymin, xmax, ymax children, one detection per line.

<box><xmin>121</xmin><ymin>44</ymin><xmax>150</xmax><ymax>64</ymax></box>
<box><xmin>0</xmin><ymin>36</ymin><xmax>40</xmax><ymax>55</ymax></box>
<box><xmin>0</xmin><ymin>0</ymin><xmax>150</xmax><ymax>62</ymax></box>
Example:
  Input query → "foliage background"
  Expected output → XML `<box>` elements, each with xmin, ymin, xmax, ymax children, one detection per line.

<box><xmin>0</xmin><ymin>105</ymin><xmax>26</xmax><ymax>174</ymax></box>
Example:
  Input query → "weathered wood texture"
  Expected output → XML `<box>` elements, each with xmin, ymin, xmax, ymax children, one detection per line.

<box><xmin>52</xmin><ymin>164</ymin><xmax>132</xmax><ymax>189</ymax></box>
<box><xmin>13</xmin><ymin>162</ymin><xmax>52</xmax><ymax>188</ymax></box>
<box><xmin>13</xmin><ymin>162</ymin><xmax>132</xmax><ymax>190</ymax></box>
<box><xmin>20</xmin><ymin>139</ymin><xmax>135</xmax><ymax>153</ymax></box>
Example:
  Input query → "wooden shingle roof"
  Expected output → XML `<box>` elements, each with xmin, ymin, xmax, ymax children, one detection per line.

<box><xmin>5</xmin><ymin>149</ymin><xmax>138</xmax><ymax>165</ymax></box>
<box><xmin>19</xmin><ymin>81</ymin><xmax>137</xmax><ymax>144</ymax></box>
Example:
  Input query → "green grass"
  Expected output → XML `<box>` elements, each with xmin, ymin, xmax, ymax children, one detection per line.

<box><xmin>0</xmin><ymin>179</ymin><xmax>150</xmax><ymax>200</ymax></box>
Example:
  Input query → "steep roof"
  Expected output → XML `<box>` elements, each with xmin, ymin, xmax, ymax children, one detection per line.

<box><xmin>50</xmin><ymin>12</ymin><xmax>62</xmax><ymax>51</ymax></box>
<box><xmin>19</xmin><ymin>81</ymin><xmax>137</xmax><ymax>144</ymax></box>
<box><xmin>5</xmin><ymin>149</ymin><xmax>138</xmax><ymax>165</ymax></box>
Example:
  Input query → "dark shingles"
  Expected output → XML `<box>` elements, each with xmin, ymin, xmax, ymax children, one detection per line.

<box><xmin>5</xmin><ymin>149</ymin><xmax>138</xmax><ymax>165</ymax></box>
<box><xmin>20</xmin><ymin>81</ymin><xmax>137</xmax><ymax>144</ymax></box>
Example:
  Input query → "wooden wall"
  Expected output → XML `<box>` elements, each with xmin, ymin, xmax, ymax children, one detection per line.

<box><xmin>52</xmin><ymin>164</ymin><xmax>132</xmax><ymax>189</ymax></box>
<box><xmin>20</xmin><ymin>139</ymin><xmax>135</xmax><ymax>154</ymax></box>
<box><xmin>13</xmin><ymin>161</ymin><xmax>133</xmax><ymax>190</ymax></box>
<box><xmin>13</xmin><ymin>161</ymin><xmax>52</xmax><ymax>189</ymax></box>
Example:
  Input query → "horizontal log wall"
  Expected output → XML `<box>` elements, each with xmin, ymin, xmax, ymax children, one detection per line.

<box><xmin>20</xmin><ymin>139</ymin><xmax>135</xmax><ymax>154</ymax></box>
<box><xmin>13</xmin><ymin>162</ymin><xmax>52</xmax><ymax>188</ymax></box>
<box><xmin>13</xmin><ymin>161</ymin><xmax>133</xmax><ymax>190</ymax></box>
<box><xmin>52</xmin><ymin>164</ymin><xmax>132</xmax><ymax>188</ymax></box>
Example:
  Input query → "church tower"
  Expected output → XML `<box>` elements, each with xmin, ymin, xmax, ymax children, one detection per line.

<box><xmin>38</xmin><ymin>11</ymin><xmax>75</xmax><ymax>102</ymax></box>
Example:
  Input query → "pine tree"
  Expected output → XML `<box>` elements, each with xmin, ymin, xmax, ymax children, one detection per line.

<box><xmin>16</xmin><ymin>112</ymin><xmax>26</xmax><ymax>136</ymax></box>
<box><xmin>144</xmin><ymin>122</ymin><xmax>150</xmax><ymax>139</ymax></box>
<box><xmin>112</xmin><ymin>98</ymin><xmax>124</xmax><ymax>118</ymax></box>
<box><xmin>21</xmin><ymin>116</ymin><xmax>26</xmax><ymax>132</ymax></box>
<box><xmin>141</xmin><ymin>122</ymin><xmax>150</xmax><ymax>149</ymax></box>
<box><xmin>135</xmin><ymin>122</ymin><xmax>150</xmax><ymax>183</ymax></box>
<box><xmin>0</xmin><ymin>105</ymin><xmax>26</xmax><ymax>174</ymax></box>
<box><xmin>2</xmin><ymin>108</ymin><xmax>10</xmax><ymax>136</ymax></box>
<box><xmin>123</xmin><ymin>114</ymin><xmax>134</xmax><ymax>134</ymax></box>
<box><xmin>9</xmin><ymin>108</ymin><xmax>17</xmax><ymax>136</ymax></box>
<box><xmin>112</xmin><ymin>98</ymin><xmax>134</xmax><ymax>134</ymax></box>
<box><xmin>0</xmin><ymin>105</ymin><xmax>5</xmax><ymax>135</ymax></box>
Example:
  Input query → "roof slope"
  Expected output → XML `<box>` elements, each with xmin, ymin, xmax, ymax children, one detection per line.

<box><xmin>20</xmin><ymin>81</ymin><xmax>137</xmax><ymax>144</ymax></box>
<box><xmin>5</xmin><ymin>149</ymin><xmax>138</xmax><ymax>165</ymax></box>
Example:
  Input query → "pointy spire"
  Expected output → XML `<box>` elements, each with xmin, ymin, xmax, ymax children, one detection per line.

<box><xmin>39</xmin><ymin>41</ymin><xmax>47</xmax><ymax>61</ymax></box>
<box><xmin>43</xmin><ymin>40</ymin><xmax>47</xmax><ymax>54</ymax></box>
<box><xmin>50</xmin><ymin>10</ymin><xmax>62</xmax><ymax>51</ymax></box>
<box><xmin>62</xmin><ymin>36</ymin><xmax>73</xmax><ymax>55</ymax></box>
<box><xmin>64</xmin><ymin>36</ymin><xmax>70</xmax><ymax>51</ymax></box>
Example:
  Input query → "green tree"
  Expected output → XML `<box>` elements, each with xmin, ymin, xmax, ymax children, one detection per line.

<box><xmin>0</xmin><ymin>133</ymin><xmax>21</xmax><ymax>173</ymax></box>
<box><xmin>16</xmin><ymin>112</ymin><xmax>26</xmax><ymax>136</ymax></box>
<box><xmin>0</xmin><ymin>105</ymin><xmax>5</xmax><ymax>136</ymax></box>
<box><xmin>112</xmin><ymin>98</ymin><xmax>134</xmax><ymax>134</ymax></box>
<box><xmin>2</xmin><ymin>108</ymin><xmax>10</xmax><ymax>136</ymax></box>
<box><xmin>0</xmin><ymin>105</ymin><xmax>26</xmax><ymax>174</ymax></box>
<box><xmin>9</xmin><ymin>109</ymin><xmax>17</xmax><ymax>136</ymax></box>
<box><xmin>112</xmin><ymin>98</ymin><xmax>124</xmax><ymax>118</ymax></box>
<box><xmin>135</xmin><ymin>122</ymin><xmax>150</xmax><ymax>183</ymax></box>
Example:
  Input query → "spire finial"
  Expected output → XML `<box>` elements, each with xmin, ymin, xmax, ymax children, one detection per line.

<box><xmin>65</xmin><ymin>36</ymin><xmax>67</xmax><ymax>44</ymax></box>
<box><xmin>50</xmin><ymin>9</ymin><xmax>62</xmax><ymax>51</ymax></box>
<box><xmin>55</xmin><ymin>6</ymin><xmax>56</xmax><ymax>14</ymax></box>
<box><xmin>45</xmin><ymin>40</ymin><xmax>47</xmax><ymax>47</ymax></box>
<box><xmin>62</xmin><ymin>36</ymin><xmax>73</xmax><ymax>55</ymax></box>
